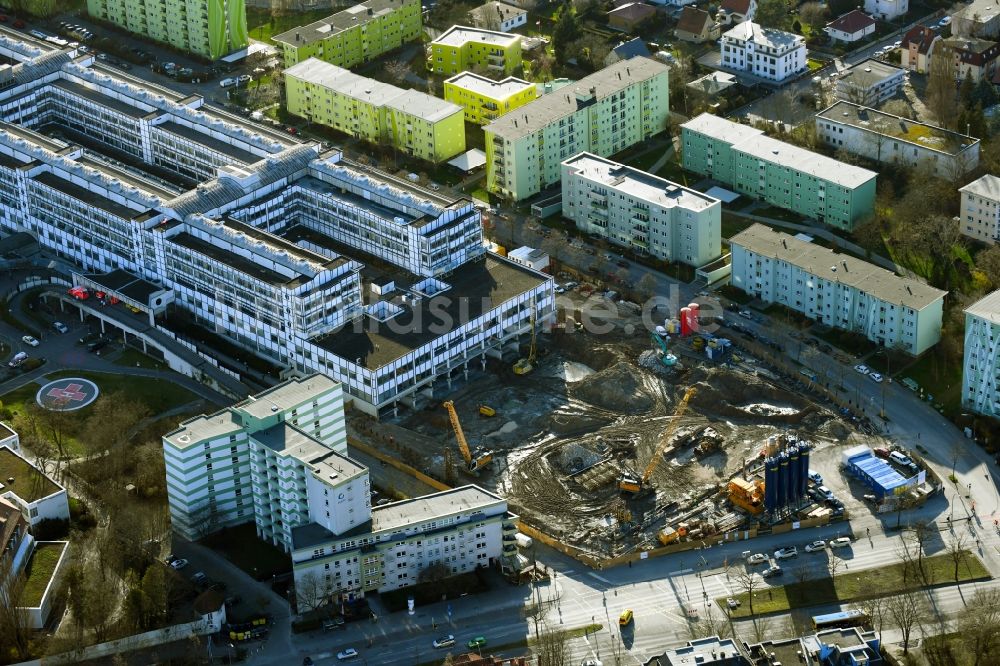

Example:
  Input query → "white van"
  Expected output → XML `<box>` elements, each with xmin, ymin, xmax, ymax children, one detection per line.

<box><xmin>889</xmin><ymin>451</ymin><xmax>913</xmax><ymax>467</ymax></box>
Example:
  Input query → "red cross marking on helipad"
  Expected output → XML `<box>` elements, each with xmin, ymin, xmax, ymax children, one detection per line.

<box><xmin>46</xmin><ymin>383</ymin><xmax>87</xmax><ymax>402</ymax></box>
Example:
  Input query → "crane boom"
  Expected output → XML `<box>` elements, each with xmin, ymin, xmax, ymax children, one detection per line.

<box><xmin>443</xmin><ymin>400</ymin><xmax>473</xmax><ymax>466</ymax></box>
<box><xmin>641</xmin><ymin>387</ymin><xmax>697</xmax><ymax>485</ymax></box>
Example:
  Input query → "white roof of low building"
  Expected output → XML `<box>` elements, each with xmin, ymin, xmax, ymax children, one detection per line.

<box><xmin>563</xmin><ymin>152</ymin><xmax>719</xmax><ymax>211</ymax></box>
<box><xmin>432</xmin><ymin>25</ymin><xmax>521</xmax><ymax>47</ymax></box>
<box><xmin>731</xmin><ymin>223</ymin><xmax>946</xmax><ymax>310</ymax></box>
<box><xmin>960</xmin><ymin>174</ymin><xmax>1000</xmax><ymax>201</ymax></box>
<box><xmin>722</xmin><ymin>21</ymin><xmax>803</xmax><ymax>50</ymax></box>
<box><xmin>680</xmin><ymin>112</ymin><xmax>764</xmax><ymax>145</ymax></box>
<box><xmin>370</xmin><ymin>485</ymin><xmax>505</xmax><ymax>533</ymax></box>
<box><xmin>965</xmin><ymin>289</ymin><xmax>1000</xmax><ymax>325</ymax></box>
<box><xmin>444</xmin><ymin>72</ymin><xmax>534</xmax><ymax>98</ymax></box>
<box><xmin>285</xmin><ymin>58</ymin><xmax>463</xmax><ymax>123</ymax></box>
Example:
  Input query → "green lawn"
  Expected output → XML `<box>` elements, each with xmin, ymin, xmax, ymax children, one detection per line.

<box><xmin>754</xmin><ymin>205</ymin><xmax>807</xmax><ymax>224</ymax></box>
<box><xmin>200</xmin><ymin>523</ymin><xmax>292</xmax><ymax>581</ymax></box>
<box><xmin>722</xmin><ymin>551</ymin><xmax>989</xmax><ymax>617</ymax></box>
<box><xmin>247</xmin><ymin>7</ymin><xmax>333</xmax><ymax>42</ymax></box>
<box><xmin>22</xmin><ymin>542</ymin><xmax>66</xmax><ymax>607</ymax></box>
<box><xmin>113</xmin><ymin>348</ymin><xmax>167</xmax><ymax>371</ymax></box>
<box><xmin>807</xmin><ymin>58</ymin><xmax>824</xmax><ymax>71</ymax></box>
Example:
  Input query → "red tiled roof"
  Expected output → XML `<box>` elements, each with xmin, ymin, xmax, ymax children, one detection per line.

<box><xmin>827</xmin><ymin>9</ymin><xmax>876</xmax><ymax>34</ymax></box>
<box><xmin>677</xmin><ymin>6</ymin><xmax>713</xmax><ymax>34</ymax></box>
<box><xmin>902</xmin><ymin>24</ymin><xmax>939</xmax><ymax>54</ymax></box>
<box><xmin>720</xmin><ymin>0</ymin><xmax>752</xmax><ymax>16</ymax></box>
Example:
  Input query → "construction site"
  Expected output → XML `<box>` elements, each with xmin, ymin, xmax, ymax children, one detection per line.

<box><xmin>354</xmin><ymin>292</ymin><xmax>880</xmax><ymax>561</ymax></box>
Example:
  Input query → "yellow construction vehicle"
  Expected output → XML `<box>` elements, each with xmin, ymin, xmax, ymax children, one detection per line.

<box><xmin>620</xmin><ymin>387</ymin><xmax>698</xmax><ymax>494</ymax></box>
<box><xmin>513</xmin><ymin>305</ymin><xmax>537</xmax><ymax>375</ymax></box>
<box><xmin>727</xmin><ymin>477</ymin><xmax>764</xmax><ymax>515</ymax></box>
<box><xmin>479</xmin><ymin>405</ymin><xmax>497</xmax><ymax>417</ymax></box>
<box><xmin>443</xmin><ymin>400</ymin><xmax>494</xmax><ymax>473</ymax></box>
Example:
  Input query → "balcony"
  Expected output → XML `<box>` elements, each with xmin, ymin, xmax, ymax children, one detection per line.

<box><xmin>502</xmin><ymin>522</ymin><xmax>517</xmax><ymax>532</ymax></box>
<box><xmin>488</xmin><ymin>53</ymin><xmax>504</xmax><ymax>64</ymax></box>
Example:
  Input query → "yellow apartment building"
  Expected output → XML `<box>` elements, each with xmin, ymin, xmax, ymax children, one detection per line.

<box><xmin>285</xmin><ymin>58</ymin><xmax>466</xmax><ymax>163</ymax></box>
<box><xmin>443</xmin><ymin>72</ymin><xmax>537</xmax><ymax>124</ymax></box>
<box><xmin>427</xmin><ymin>25</ymin><xmax>522</xmax><ymax>75</ymax></box>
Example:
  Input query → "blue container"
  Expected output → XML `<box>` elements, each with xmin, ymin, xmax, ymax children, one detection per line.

<box><xmin>764</xmin><ymin>456</ymin><xmax>779</xmax><ymax>511</ymax></box>
<box><xmin>788</xmin><ymin>445</ymin><xmax>801</xmax><ymax>502</ymax></box>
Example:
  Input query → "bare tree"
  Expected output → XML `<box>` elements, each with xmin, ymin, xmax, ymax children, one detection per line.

<box><xmin>926</xmin><ymin>41</ymin><xmax>959</xmax><ymax>129</ymax></box>
<box><xmin>418</xmin><ymin>562</ymin><xmax>451</xmax><ymax>583</ymax></box>
<box><xmin>882</xmin><ymin>99</ymin><xmax>914</xmax><ymax>119</ymax></box>
<box><xmin>947</xmin><ymin>533</ymin><xmax>968</xmax><ymax>583</ymax></box>
<box><xmin>857</xmin><ymin>594</ymin><xmax>889</xmax><ymax>636</ymax></box>
<box><xmin>0</xmin><ymin>566</ymin><xmax>31</xmax><ymax>659</ymax></box>
<box><xmin>689</xmin><ymin>603</ymin><xmax>733</xmax><ymax>640</ymax></box>
<box><xmin>535</xmin><ymin>621</ymin><xmax>570</xmax><ymax>666</ymax></box>
<box><xmin>750</xmin><ymin>613</ymin><xmax>773</xmax><ymax>643</ymax></box>
<box><xmin>295</xmin><ymin>572</ymin><xmax>331</xmax><ymax>614</ymax></box>
<box><xmin>887</xmin><ymin>589</ymin><xmax>929</xmax><ymax>654</ymax></box>
<box><xmin>385</xmin><ymin>60</ymin><xmax>412</xmax><ymax>85</ymax></box>
<box><xmin>734</xmin><ymin>568</ymin><xmax>761</xmax><ymax>616</ymax></box>
<box><xmin>957</xmin><ymin>588</ymin><xmax>1000</xmax><ymax>666</ymax></box>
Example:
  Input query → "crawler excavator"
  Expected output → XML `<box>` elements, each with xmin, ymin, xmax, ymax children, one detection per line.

<box><xmin>513</xmin><ymin>304</ymin><xmax>537</xmax><ymax>375</ymax></box>
<box><xmin>619</xmin><ymin>387</ymin><xmax>697</xmax><ymax>495</ymax></box>
<box><xmin>443</xmin><ymin>400</ymin><xmax>494</xmax><ymax>474</ymax></box>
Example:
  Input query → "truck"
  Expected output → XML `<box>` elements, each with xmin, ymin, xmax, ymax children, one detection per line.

<box><xmin>514</xmin><ymin>533</ymin><xmax>533</xmax><ymax>549</ymax></box>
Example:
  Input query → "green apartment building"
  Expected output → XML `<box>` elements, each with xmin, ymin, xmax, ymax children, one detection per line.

<box><xmin>87</xmin><ymin>0</ymin><xmax>248</xmax><ymax>60</ymax></box>
<box><xmin>485</xmin><ymin>57</ymin><xmax>670</xmax><ymax>201</ymax></box>
<box><xmin>285</xmin><ymin>58</ymin><xmax>466</xmax><ymax>162</ymax></box>
<box><xmin>273</xmin><ymin>0</ymin><xmax>422</xmax><ymax>69</ymax></box>
<box><xmin>680</xmin><ymin>113</ymin><xmax>877</xmax><ymax>231</ymax></box>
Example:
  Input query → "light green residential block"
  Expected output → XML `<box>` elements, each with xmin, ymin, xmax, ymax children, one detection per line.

<box><xmin>272</xmin><ymin>0</ymin><xmax>422</xmax><ymax>69</ymax></box>
<box><xmin>680</xmin><ymin>113</ymin><xmax>877</xmax><ymax>231</ymax></box>
<box><xmin>87</xmin><ymin>0</ymin><xmax>248</xmax><ymax>59</ymax></box>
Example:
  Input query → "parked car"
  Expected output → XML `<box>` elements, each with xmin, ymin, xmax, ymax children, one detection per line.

<box><xmin>808</xmin><ymin>469</ymin><xmax>822</xmax><ymax>484</ymax></box>
<box><xmin>322</xmin><ymin>617</ymin><xmax>345</xmax><ymax>631</ymax></box>
<box><xmin>88</xmin><ymin>339</ymin><xmax>109</xmax><ymax>353</ymax></box>
<box><xmin>804</xmin><ymin>540</ymin><xmax>826</xmax><ymax>553</ymax></box>
<box><xmin>170</xmin><ymin>558</ymin><xmax>189</xmax><ymax>570</ymax></box>
<box><xmin>8</xmin><ymin>351</ymin><xmax>27</xmax><ymax>367</ymax></box>
<box><xmin>191</xmin><ymin>572</ymin><xmax>208</xmax><ymax>585</ymax></box>
<box><xmin>219</xmin><ymin>77</ymin><xmax>237</xmax><ymax>88</ymax></box>
<box><xmin>762</xmin><ymin>565</ymin><xmax>783</xmax><ymax>578</ymax></box>
<box><xmin>817</xmin><ymin>485</ymin><xmax>834</xmax><ymax>500</ymax></box>
<box><xmin>938</xmin><ymin>16</ymin><xmax>952</xmax><ymax>26</ymax></box>
<box><xmin>432</xmin><ymin>635</ymin><xmax>455</xmax><ymax>648</ymax></box>
<box><xmin>237</xmin><ymin>74</ymin><xmax>252</xmax><ymax>85</ymax></box>
<box><xmin>467</xmin><ymin>636</ymin><xmax>488</xmax><ymax>649</ymax></box>
<box><xmin>774</xmin><ymin>547</ymin><xmax>798</xmax><ymax>560</ymax></box>
<box><xmin>746</xmin><ymin>553</ymin><xmax>767</xmax><ymax>565</ymax></box>
<box><xmin>21</xmin><ymin>336</ymin><xmax>38</xmax><ymax>346</ymax></box>
<box><xmin>52</xmin><ymin>321</ymin><xmax>68</xmax><ymax>333</ymax></box>
<box><xmin>830</xmin><ymin>537</ymin><xmax>852</xmax><ymax>549</ymax></box>
<box><xmin>738</xmin><ymin>310</ymin><xmax>754</xmax><ymax>320</ymax></box>
<box><xmin>853</xmin><ymin>364</ymin><xmax>871</xmax><ymax>375</ymax></box>
<box><xmin>726</xmin><ymin>597</ymin><xmax>741</xmax><ymax>609</ymax></box>
<box><xmin>869</xmin><ymin>372</ymin><xmax>884</xmax><ymax>383</ymax></box>
<box><xmin>336</xmin><ymin>648</ymin><xmax>359</xmax><ymax>660</ymax></box>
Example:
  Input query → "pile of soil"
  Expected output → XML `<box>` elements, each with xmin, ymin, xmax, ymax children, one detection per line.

<box><xmin>571</xmin><ymin>361</ymin><xmax>655</xmax><ymax>413</ymax></box>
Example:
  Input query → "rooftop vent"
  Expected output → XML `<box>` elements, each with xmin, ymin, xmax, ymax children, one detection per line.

<box><xmin>831</xmin><ymin>265</ymin><xmax>837</xmax><ymax>272</ymax></box>
<box><xmin>864</xmin><ymin>66</ymin><xmax>872</xmax><ymax>72</ymax></box>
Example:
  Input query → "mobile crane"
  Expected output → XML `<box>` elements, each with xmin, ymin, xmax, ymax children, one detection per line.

<box><xmin>619</xmin><ymin>387</ymin><xmax>697</xmax><ymax>494</ymax></box>
<box><xmin>443</xmin><ymin>400</ymin><xmax>494</xmax><ymax>474</ymax></box>
<box><xmin>513</xmin><ymin>304</ymin><xmax>537</xmax><ymax>375</ymax></box>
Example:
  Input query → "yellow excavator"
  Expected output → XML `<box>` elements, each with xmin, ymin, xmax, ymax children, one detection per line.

<box><xmin>620</xmin><ymin>387</ymin><xmax>698</xmax><ymax>494</ymax></box>
<box><xmin>443</xmin><ymin>400</ymin><xmax>494</xmax><ymax>474</ymax></box>
<box><xmin>513</xmin><ymin>305</ymin><xmax>537</xmax><ymax>375</ymax></box>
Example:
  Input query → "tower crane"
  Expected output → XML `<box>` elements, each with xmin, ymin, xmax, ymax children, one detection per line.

<box><xmin>513</xmin><ymin>303</ymin><xmax>537</xmax><ymax>375</ymax></box>
<box><xmin>442</xmin><ymin>400</ymin><xmax>494</xmax><ymax>474</ymax></box>
<box><xmin>619</xmin><ymin>387</ymin><xmax>697</xmax><ymax>494</ymax></box>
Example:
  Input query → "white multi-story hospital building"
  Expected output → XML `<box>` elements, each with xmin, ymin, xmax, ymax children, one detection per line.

<box><xmin>0</xmin><ymin>32</ymin><xmax>552</xmax><ymax>416</ymax></box>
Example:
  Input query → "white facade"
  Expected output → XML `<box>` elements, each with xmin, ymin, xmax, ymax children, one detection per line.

<box><xmin>816</xmin><ymin>101</ymin><xmax>980</xmax><ymax>178</ymax></box>
<box><xmin>471</xmin><ymin>1</ymin><xmax>527</xmax><ymax>31</ymax></box>
<box><xmin>291</xmin><ymin>485</ymin><xmax>515</xmax><ymax>601</ymax></box>
<box><xmin>508</xmin><ymin>246</ymin><xmax>550</xmax><ymax>271</ymax></box>
<box><xmin>561</xmin><ymin>152</ymin><xmax>721</xmax><ymax>267</ymax></box>
<box><xmin>163</xmin><ymin>375</ymin><xmax>366</xmax><ymax>548</ymax></box>
<box><xmin>960</xmin><ymin>174</ymin><xmax>1000</xmax><ymax>245</ymax></box>
<box><xmin>730</xmin><ymin>224</ymin><xmax>946</xmax><ymax>355</ymax></box>
<box><xmin>835</xmin><ymin>60</ymin><xmax>906</xmax><ymax>106</ymax></box>
<box><xmin>0</xmin><ymin>39</ymin><xmax>553</xmax><ymax>417</ymax></box>
<box><xmin>0</xmin><ymin>447</ymin><xmax>70</xmax><ymax>527</ymax></box>
<box><xmin>0</xmin><ymin>422</ymin><xmax>18</xmax><ymax>453</ymax></box>
<box><xmin>865</xmin><ymin>0</ymin><xmax>907</xmax><ymax>20</ymax></box>
<box><xmin>720</xmin><ymin>22</ymin><xmax>806</xmax><ymax>82</ymax></box>
<box><xmin>963</xmin><ymin>290</ymin><xmax>1000</xmax><ymax>417</ymax></box>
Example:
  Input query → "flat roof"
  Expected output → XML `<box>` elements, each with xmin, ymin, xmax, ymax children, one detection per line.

<box><xmin>960</xmin><ymin>173</ymin><xmax>1000</xmax><ymax>201</ymax></box>
<box><xmin>78</xmin><ymin>155</ymin><xmax>181</xmax><ymax>200</ymax></box>
<box><xmin>158</xmin><ymin>121</ymin><xmax>261</xmax><ymax>164</ymax></box>
<box><xmin>731</xmin><ymin>224</ymin><xmax>946</xmax><ymax>310</ymax></box>
<box><xmin>370</xmin><ymin>485</ymin><xmax>503</xmax><ymax>534</ymax></box>
<box><xmin>562</xmin><ymin>152</ymin><xmax>719</xmax><ymax>211</ymax></box>
<box><xmin>50</xmin><ymin>78</ymin><xmax>148</xmax><ymax>119</ymax></box>
<box><xmin>252</xmin><ymin>423</ymin><xmax>366</xmax><ymax>478</ymax></box>
<box><xmin>164</xmin><ymin>410</ymin><xmax>240</xmax><ymax>449</ymax></box>
<box><xmin>957</xmin><ymin>0</ymin><xmax>1000</xmax><ymax>24</ymax></box>
<box><xmin>680</xmin><ymin>112</ymin><xmax>764</xmax><ymax>145</ymax></box>
<box><xmin>169</xmin><ymin>231</ymin><xmax>301</xmax><ymax>287</ymax></box>
<box><xmin>235</xmin><ymin>374</ymin><xmax>340</xmax><ymax>420</ymax></box>
<box><xmin>734</xmin><ymin>133</ymin><xmax>877</xmax><ymax>188</ymax></box>
<box><xmin>0</xmin><ymin>447</ymin><xmax>60</xmax><ymax>503</ymax></box>
<box><xmin>965</xmin><ymin>289</ymin><xmax>1000</xmax><ymax>325</ymax></box>
<box><xmin>79</xmin><ymin>268</ymin><xmax>163</xmax><ymax>302</ymax></box>
<box><xmin>273</xmin><ymin>0</ymin><xmax>417</xmax><ymax>47</ymax></box>
<box><xmin>445</xmin><ymin>72</ymin><xmax>534</xmax><ymax>99</ymax></box>
<box><xmin>32</xmin><ymin>171</ymin><xmax>139</xmax><ymax>219</ymax></box>
<box><xmin>432</xmin><ymin>25</ymin><xmax>521</xmax><ymax>48</ymax></box>
<box><xmin>486</xmin><ymin>57</ymin><xmax>668</xmax><ymax>141</ymax></box>
<box><xmin>285</xmin><ymin>59</ymin><xmax>463</xmax><ymax>124</ymax></box>
<box><xmin>314</xmin><ymin>253</ymin><xmax>549</xmax><ymax>369</ymax></box>
<box><xmin>838</xmin><ymin>59</ymin><xmax>904</xmax><ymax>89</ymax></box>
<box><xmin>817</xmin><ymin>101</ymin><xmax>979</xmax><ymax>156</ymax></box>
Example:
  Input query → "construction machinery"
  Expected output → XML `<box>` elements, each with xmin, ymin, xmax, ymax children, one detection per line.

<box><xmin>443</xmin><ymin>400</ymin><xmax>494</xmax><ymax>474</ymax></box>
<box><xmin>478</xmin><ymin>404</ymin><xmax>497</xmax><ymax>417</ymax></box>
<box><xmin>728</xmin><ymin>477</ymin><xmax>764</xmax><ymax>515</ymax></box>
<box><xmin>651</xmin><ymin>328</ymin><xmax>678</xmax><ymax>367</ymax></box>
<box><xmin>619</xmin><ymin>387</ymin><xmax>697</xmax><ymax>494</ymax></box>
<box><xmin>513</xmin><ymin>304</ymin><xmax>537</xmax><ymax>375</ymax></box>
